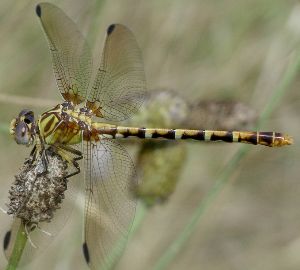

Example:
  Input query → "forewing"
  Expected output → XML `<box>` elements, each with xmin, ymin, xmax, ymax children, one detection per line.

<box><xmin>36</xmin><ymin>3</ymin><xmax>92</xmax><ymax>104</ymax></box>
<box><xmin>82</xmin><ymin>139</ymin><xmax>137</xmax><ymax>269</ymax></box>
<box><xmin>87</xmin><ymin>24</ymin><xmax>146</xmax><ymax>121</ymax></box>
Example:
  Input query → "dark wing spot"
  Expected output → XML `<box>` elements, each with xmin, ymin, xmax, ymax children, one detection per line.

<box><xmin>82</xmin><ymin>242</ymin><xmax>90</xmax><ymax>264</ymax></box>
<box><xmin>36</xmin><ymin>4</ymin><xmax>41</xmax><ymax>17</ymax></box>
<box><xmin>107</xmin><ymin>24</ymin><xmax>116</xmax><ymax>35</ymax></box>
<box><xmin>3</xmin><ymin>230</ymin><xmax>11</xmax><ymax>251</ymax></box>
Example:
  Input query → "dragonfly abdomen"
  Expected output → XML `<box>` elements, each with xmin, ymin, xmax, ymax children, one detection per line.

<box><xmin>98</xmin><ymin>126</ymin><xmax>292</xmax><ymax>147</ymax></box>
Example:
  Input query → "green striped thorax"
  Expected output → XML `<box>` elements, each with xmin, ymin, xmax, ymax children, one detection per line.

<box><xmin>10</xmin><ymin>109</ymin><xmax>36</xmax><ymax>146</ymax></box>
<box><xmin>37</xmin><ymin>102</ymin><xmax>85</xmax><ymax>145</ymax></box>
<box><xmin>10</xmin><ymin>102</ymin><xmax>85</xmax><ymax>147</ymax></box>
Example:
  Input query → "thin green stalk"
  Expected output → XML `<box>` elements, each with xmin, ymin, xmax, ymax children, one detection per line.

<box><xmin>258</xmin><ymin>51</ymin><xmax>300</xmax><ymax>128</ymax></box>
<box><xmin>153</xmin><ymin>145</ymin><xmax>250</xmax><ymax>270</ymax></box>
<box><xmin>153</xmin><ymin>48</ymin><xmax>300</xmax><ymax>270</ymax></box>
<box><xmin>86</xmin><ymin>0</ymin><xmax>106</xmax><ymax>49</ymax></box>
<box><xmin>5</xmin><ymin>221</ymin><xmax>27</xmax><ymax>270</ymax></box>
<box><xmin>131</xmin><ymin>203</ymin><xmax>148</xmax><ymax>235</ymax></box>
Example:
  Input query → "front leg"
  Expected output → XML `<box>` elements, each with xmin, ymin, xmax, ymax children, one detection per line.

<box><xmin>25</xmin><ymin>145</ymin><xmax>37</xmax><ymax>165</ymax></box>
<box><xmin>26</xmin><ymin>132</ymin><xmax>49</xmax><ymax>174</ymax></box>
<box><xmin>25</xmin><ymin>143</ymin><xmax>49</xmax><ymax>176</ymax></box>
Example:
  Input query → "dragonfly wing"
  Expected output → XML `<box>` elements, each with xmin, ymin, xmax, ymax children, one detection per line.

<box><xmin>86</xmin><ymin>24</ymin><xmax>146</xmax><ymax>121</ymax></box>
<box><xmin>82</xmin><ymin>139</ymin><xmax>137</xmax><ymax>269</ymax></box>
<box><xmin>36</xmin><ymin>3</ymin><xmax>92</xmax><ymax>104</ymax></box>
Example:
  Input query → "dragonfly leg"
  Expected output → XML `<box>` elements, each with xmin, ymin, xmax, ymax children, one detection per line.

<box><xmin>25</xmin><ymin>143</ymin><xmax>49</xmax><ymax>176</ymax></box>
<box><xmin>0</xmin><ymin>207</ymin><xmax>7</xmax><ymax>214</ymax></box>
<box><xmin>36</xmin><ymin>225</ymin><xmax>52</xmax><ymax>237</ymax></box>
<box><xmin>33</xmin><ymin>132</ymin><xmax>49</xmax><ymax>169</ymax></box>
<box><xmin>24</xmin><ymin>222</ymin><xmax>38</xmax><ymax>249</ymax></box>
<box><xmin>28</xmin><ymin>132</ymin><xmax>49</xmax><ymax>174</ymax></box>
<box><xmin>25</xmin><ymin>145</ymin><xmax>37</xmax><ymax>165</ymax></box>
<box><xmin>52</xmin><ymin>144</ymin><xmax>83</xmax><ymax>178</ymax></box>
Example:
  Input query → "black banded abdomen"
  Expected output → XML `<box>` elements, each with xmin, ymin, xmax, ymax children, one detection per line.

<box><xmin>95</xmin><ymin>125</ymin><xmax>293</xmax><ymax>147</ymax></box>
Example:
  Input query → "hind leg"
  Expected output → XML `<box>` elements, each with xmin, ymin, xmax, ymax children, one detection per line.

<box><xmin>51</xmin><ymin>144</ymin><xmax>83</xmax><ymax>178</ymax></box>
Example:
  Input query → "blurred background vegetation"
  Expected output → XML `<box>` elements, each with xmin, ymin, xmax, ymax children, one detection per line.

<box><xmin>0</xmin><ymin>0</ymin><xmax>299</xmax><ymax>269</ymax></box>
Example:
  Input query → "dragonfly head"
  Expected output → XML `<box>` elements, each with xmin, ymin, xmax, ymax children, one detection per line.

<box><xmin>10</xmin><ymin>110</ymin><xmax>36</xmax><ymax>146</ymax></box>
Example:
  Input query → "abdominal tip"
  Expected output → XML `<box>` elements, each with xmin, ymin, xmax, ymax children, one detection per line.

<box><xmin>284</xmin><ymin>135</ymin><xmax>293</xmax><ymax>145</ymax></box>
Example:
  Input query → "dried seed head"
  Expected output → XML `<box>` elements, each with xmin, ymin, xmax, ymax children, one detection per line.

<box><xmin>6</xmin><ymin>147</ymin><xmax>69</xmax><ymax>225</ymax></box>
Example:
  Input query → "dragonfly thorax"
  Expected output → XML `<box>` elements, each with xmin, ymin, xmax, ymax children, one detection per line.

<box><xmin>38</xmin><ymin>102</ymin><xmax>95</xmax><ymax>145</ymax></box>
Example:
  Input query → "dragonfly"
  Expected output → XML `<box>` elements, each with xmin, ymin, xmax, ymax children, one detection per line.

<box><xmin>7</xmin><ymin>2</ymin><xmax>293</xmax><ymax>270</ymax></box>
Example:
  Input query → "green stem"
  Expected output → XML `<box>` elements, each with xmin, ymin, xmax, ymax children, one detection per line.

<box><xmin>153</xmin><ymin>145</ymin><xmax>249</xmax><ymax>270</ymax></box>
<box><xmin>258</xmin><ymin>52</ymin><xmax>300</xmax><ymax>128</ymax></box>
<box><xmin>5</xmin><ymin>221</ymin><xmax>28</xmax><ymax>270</ymax></box>
<box><xmin>131</xmin><ymin>202</ymin><xmax>148</xmax><ymax>235</ymax></box>
<box><xmin>153</xmin><ymin>44</ymin><xmax>300</xmax><ymax>270</ymax></box>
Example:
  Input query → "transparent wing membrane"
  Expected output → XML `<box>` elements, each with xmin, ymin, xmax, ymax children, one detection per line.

<box><xmin>6</xmin><ymin>1</ymin><xmax>294</xmax><ymax>269</ymax></box>
<box><xmin>36</xmin><ymin>3</ymin><xmax>92</xmax><ymax>104</ymax></box>
<box><xmin>83</xmin><ymin>139</ymin><xmax>137</xmax><ymax>269</ymax></box>
<box><xmin>28</xmin><ymin>7</ymin><xmax>144</xmax><ymax>268</ymax></box>
<box><xmin>87</xmin><ymin>24</ymin><xmax>146</xmax><ymax>121</ymax></box>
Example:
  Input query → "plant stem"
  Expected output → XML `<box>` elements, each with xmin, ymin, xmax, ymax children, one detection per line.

<box><xmin>258</xmin><ymin>51</ymin><xmax>300</xmax><ymax>128</ymax></box>
<box><xmin>153</xmin><ymin>43</ymin><xmax>300</xmax><ymax>270</ymax></box>
<box><xmin>5</xmin><ymin>221</ymin><xmax>27</xmax><ymax>270</ymax></box>
<box><xmin>153</xmin><ymin>145</ymin><xmax>249</xmax><ymax>270</ymax></box>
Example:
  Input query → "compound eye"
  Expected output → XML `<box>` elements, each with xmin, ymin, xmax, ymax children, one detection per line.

<box><xmin>14</xmin><ymin>122</ymin><xmax>30</xmax><ymax>145</ymax></box>
<box><xmin>24</xmin><ymin>111</ymin><xmax>34</xmax><ymax>124</ymax></box>
<box><xmin>24</xmin><ymin>118</ymin><xmax>31</xmax><ymax>124</ymax></box>
<box><xmin>24</xmin><ymin>117</ymin><xmax>32</xmax><ymax>125</ymax></box>
<box><xmin>19</xmin><ymin>110</ymin><xmax>34</xmax><ymax>124</ymax></box>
